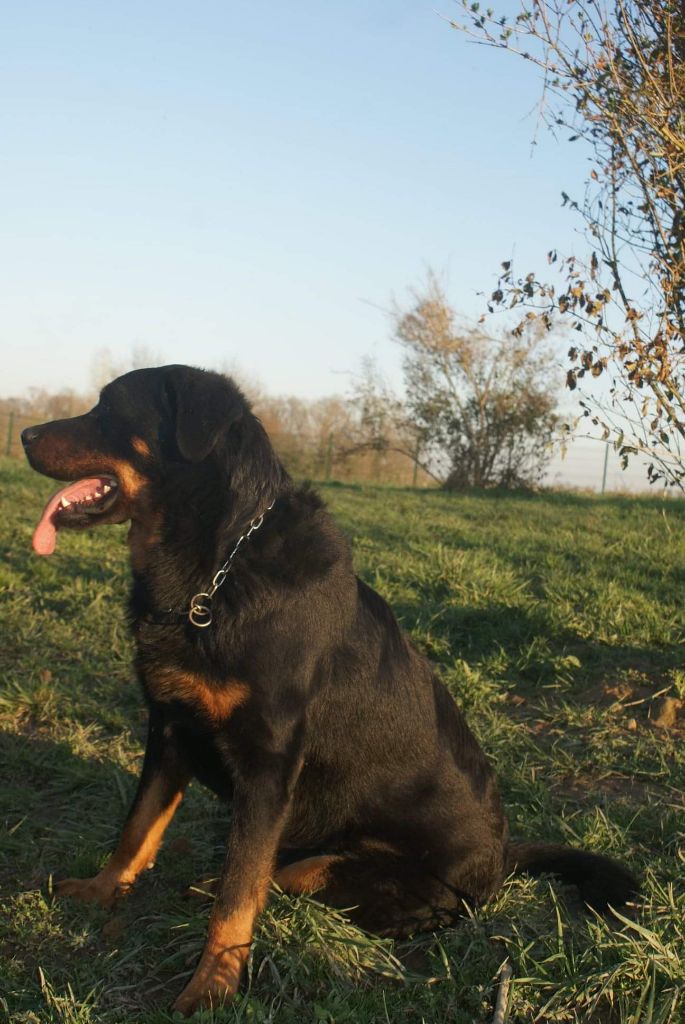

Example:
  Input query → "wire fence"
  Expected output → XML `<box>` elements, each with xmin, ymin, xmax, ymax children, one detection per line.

<box><xmin>1</xmin><ymin>410</ymin><xmax>36</xmax><ymax>459</ymax></box>
<box><xmin>1</xmin><ymin>408</ymin><xmax>675</xmax><ymax>494</ymax></box>
<box><xmin>0</xmin><ymin>412</ymin><xmax>429</xmax><ymax>487</ymax></box>
<box><xmin>543</xmin><ymin>438</ymin><xmax>676</xmax><ymax>495</ymax></box>
<box><xmin>265</xmin><ymin>429</ymin><xmax>430</xmax><ymax>487</ymax></box>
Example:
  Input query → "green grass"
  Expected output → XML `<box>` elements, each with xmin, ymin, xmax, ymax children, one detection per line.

<box><xmin>2</xmin><ymin>458</ymin><xmax>685</xmax><ymax>1023</ymax></box>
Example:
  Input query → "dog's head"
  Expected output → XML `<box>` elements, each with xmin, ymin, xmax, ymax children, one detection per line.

<box><xmin>23</xmin><ymin>364</ymin><xmax>283</xmax><ymax>556</ymax></box>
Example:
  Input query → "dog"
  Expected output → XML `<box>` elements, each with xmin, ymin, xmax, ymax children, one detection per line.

<box><xmin>22</xmin><ymin>364</ymin><xmax>638</xmax><ymax>1016</ymax></box>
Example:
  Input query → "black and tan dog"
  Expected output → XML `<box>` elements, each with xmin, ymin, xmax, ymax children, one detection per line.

<box><xmin>22</xmin><ymin>364</ymin><xmax>637</xmax><ymax>1015</ymax></box>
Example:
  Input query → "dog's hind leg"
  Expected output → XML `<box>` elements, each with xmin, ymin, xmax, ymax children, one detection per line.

<box><xmin>274</xmin><ymin>854</ymin><xmax>345</xmax><ymax>895</ymax></box>
<box><xmin>274</xmin><ymin>845</ymin><xmax>483</xmax><ymax>938</ymax></box>
<box><xmin>55</xmin><ymin>709</ymin><xmax>190</xmax><ymax>906</ymax></box>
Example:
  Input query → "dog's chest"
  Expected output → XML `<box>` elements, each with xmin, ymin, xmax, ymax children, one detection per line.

<box><xmin>140</xmin><ymin>660</ymin><xmax>250</xmax><ymax>726</ymax></box>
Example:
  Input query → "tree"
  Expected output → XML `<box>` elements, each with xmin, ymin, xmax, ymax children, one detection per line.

<box><xmin>256</xmin><ymin>393</ymin><xmax>357</xmax><ymax>480</ymax></box>
<box><xmin>353</xmin><ymin>276</ymin><xmax>560</xmax><ymax>490</ymax></box>
<box><xmin>344</xmin><ymin>358</ymin><xmax>433</xmax><ymax>483</ymax></box>
<box><xmin>90</xmin><ymin>344</ymin><xmax>162</xmax><ymax>392</ymax></box>
<box><xmin>454</xmin><ymin>0</ymin><xmax>685</xmax><ymax>487</ymax></box>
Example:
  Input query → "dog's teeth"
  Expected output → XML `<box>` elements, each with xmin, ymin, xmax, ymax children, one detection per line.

<box><xmin>60</xmin><ymin>497</ymin><xmax>71</xmax><ymax>508</ymax></box>
<box><xmin>102</xmin><ymin>484</ymin><xmax>111</xmax><ymax>494</ymax></box>
<box><xmin>94</xmin><ymin>490</ymin><xmax>102</xmax><ymax>498</ymax></box>
<box><xmin>85</xmin><ymin>495</ymin><xmax>93</xmax><ymax>502</ymax></box>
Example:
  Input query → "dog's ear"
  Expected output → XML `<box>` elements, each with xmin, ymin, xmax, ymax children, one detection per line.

<box><xmin>164</xmin><ymin>366</ymin><xmax>245</xmax><ymax>462</ymax></box>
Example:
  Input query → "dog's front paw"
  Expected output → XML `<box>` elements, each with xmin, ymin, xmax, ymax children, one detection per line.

<box><xmin>53</xmin><ymin>876</ymin><xmax>124</xmax><ymax>907</ymax></box>
<box><xmin>171</xmin><ymin>950</ymin><xmax>242</xmax><ymax>1017</ymax></box>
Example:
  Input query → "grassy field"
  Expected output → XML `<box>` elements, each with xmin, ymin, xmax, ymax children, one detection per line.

<box><xmin>2</xmin><ymin>457</ymin><xmax>685</xmax><ymax>1023</ymax></box>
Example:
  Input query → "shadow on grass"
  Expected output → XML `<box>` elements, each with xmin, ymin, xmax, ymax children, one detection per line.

<box><xmin>0</xmin><ymin>727</ymin><xmax>235</xmax><ymax>1020</ymax></box>
<box><xmin>391</xmin><ymin>595</ymin><xmax>682</xmax><ymax>689</ymax></box>
<box><xmin>449</xmin><ymin>486</ymin><xmax>685</xmax><ymax>512</ymax></box>
<box><xmin>0</xmin><ymin>727</ymin><xmax>138</xmax><ymax>890</ymax></box>
<box><xmin>322</xmin><ymin>477</ymin><xmax>685</xmax><ymax>507</ymax></box>
<box><xmin>0</xmin><ymin>728</ymin><xmax>229</xmax><ymax>891</ymax></box>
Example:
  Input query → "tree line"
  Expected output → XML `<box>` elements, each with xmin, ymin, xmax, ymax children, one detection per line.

<box><xmin>1</xmin><ymin>287</ymin><xmax>562</xmax><ymax>492</ymax></box>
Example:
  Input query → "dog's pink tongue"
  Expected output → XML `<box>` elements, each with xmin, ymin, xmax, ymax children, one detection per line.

<box><xmin>32</xmin><ymin>488</ymin><xmax>67</xmax><ymax>556</ymax></box>
<box><xmin>32</xmin><ymin>478</ymin><xmax>111</xmax><ymax>556</ymax></box>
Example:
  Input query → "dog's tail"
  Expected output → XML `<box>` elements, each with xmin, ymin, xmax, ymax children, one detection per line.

<box><xmin>506</xmin><ymin>841</ymin><xmax>639</xmax><ymax>911</ymax></box>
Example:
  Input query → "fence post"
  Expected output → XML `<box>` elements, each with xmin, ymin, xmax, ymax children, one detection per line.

<box><xmin>324</xmin><ymin>432</ymin><xmax>334</xmax><ymax>481</ymax></box>
<box><xmin>601</xmin><ymin>442</ymin><xmax>609</xmax><ymax>494</ymax></box>
<box><xmin>5</xmin><ymin>411</ymin><xmax>14</xmax><ymax>456</ymax></box>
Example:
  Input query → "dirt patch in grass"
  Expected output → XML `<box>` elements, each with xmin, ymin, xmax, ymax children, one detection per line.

<box><xmin>553</xmin><ymin>771</ymin><xmax>683</xmax><ymax>807</ymax></box>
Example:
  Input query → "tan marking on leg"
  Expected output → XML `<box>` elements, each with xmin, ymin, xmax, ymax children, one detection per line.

<box><xmin>172</xmin><ymin>881</ymin><xmax>270</xmax><ymax>1016</ymax></box>
<box><xmin>146</xmin><ymin>667</ymin><xmax>250</xmax><ymax>724</ymax></box>
<box><xmin>107</xmin><ymin>779</ymin><xmax>186</xmax><ymax>885</ymax></box>
<box><xmin>55</xmin><ymin>774</ymin><xmax>186</xmax><ymax>906</ymax></box>
<box><xmin>131</xmin><ymin>436</ymin><xmax>151</xmax><ymax>457</ymax></box>
<box><xmin>274</xmin><ymin>854</ymin><xmax>343</xmax><ymax>894</ymax></box>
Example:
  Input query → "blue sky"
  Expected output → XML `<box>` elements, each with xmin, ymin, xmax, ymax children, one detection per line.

<box><xmin>1</xmin><ymin>0</ymin><xmax>589</xmax><ymax>399</ymax></box>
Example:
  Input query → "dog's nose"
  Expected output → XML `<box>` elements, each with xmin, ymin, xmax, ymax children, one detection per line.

<box><xmin>21</xmin><ymin>426</ymin><xmax>41</xmax><ymax>448</ymax></box>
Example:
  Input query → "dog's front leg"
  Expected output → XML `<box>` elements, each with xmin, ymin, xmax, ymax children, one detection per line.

<box><xmin>172</xmin><ymin>740</ymin><xmax>302</xmax><ymax>1017</ymax></box>
<box><xmin>55</xmin><ymin>709</ymin><xmax>190</xmax><ymax>906</ymax></box>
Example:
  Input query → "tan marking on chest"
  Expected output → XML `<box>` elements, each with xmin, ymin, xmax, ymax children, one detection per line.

<box><xmin>146</xmin><ymin>667</ymin><xmax>249</xmax><ymax>723</ymax></box>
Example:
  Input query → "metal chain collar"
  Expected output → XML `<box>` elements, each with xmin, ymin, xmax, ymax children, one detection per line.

<box><xmin>188</xmin><ymin>500</ymin><xmax>275</xmax><ymax>628</ymax></box>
